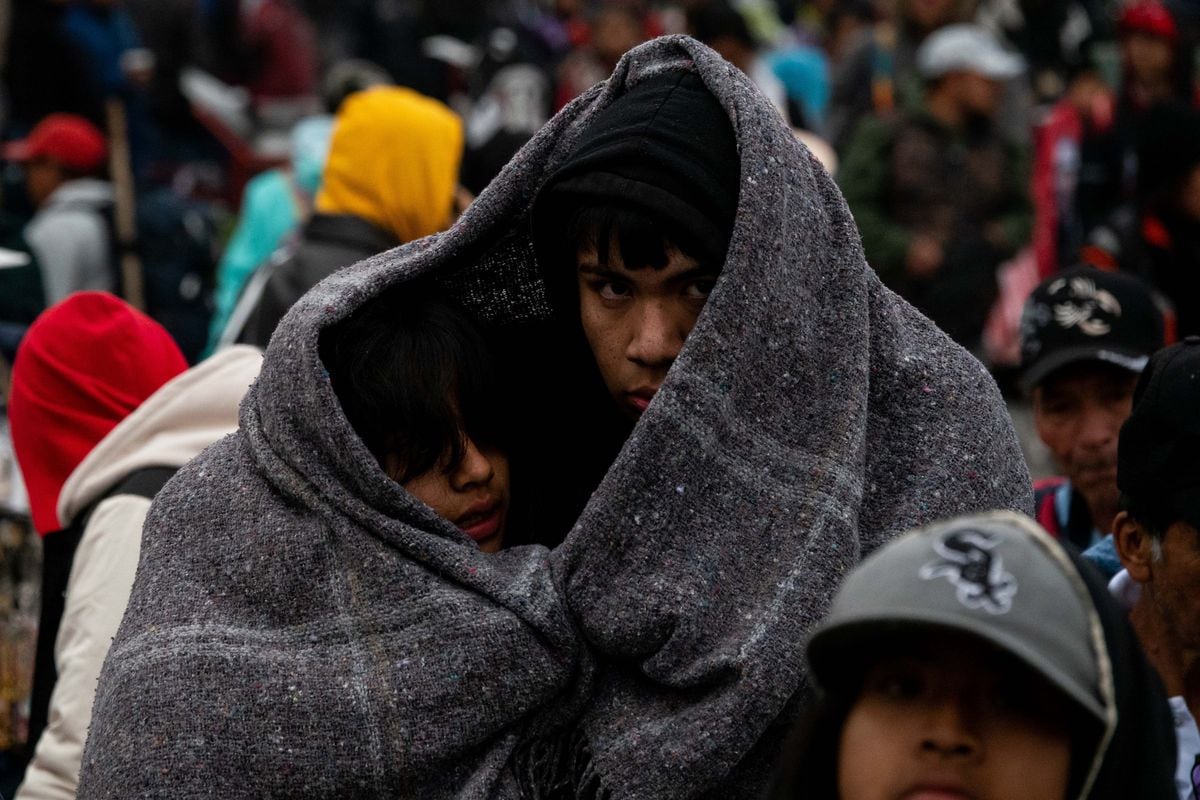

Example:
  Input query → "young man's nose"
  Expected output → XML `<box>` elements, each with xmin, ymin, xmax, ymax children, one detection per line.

<box><xmin>625</xmin><ymin>299</ymin><xmax>686</xmax><ymax>368</ymax></box>
<box><xmin>919</xmin><ymin>695</ymin><xmax>982</xmax><ymax>760</ymax></box>
<box><xmin>452</xmin><ymin>438</ymin><xmax>495</xmax><ymax>490</ymax></box>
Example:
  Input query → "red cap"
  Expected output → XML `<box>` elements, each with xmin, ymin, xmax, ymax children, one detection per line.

<box><xmin>1119</xmin><ymin>2</ymin><xmax>1178</xmax><ymax>43</ymax></box>
<box><xmin>3</xmin><ymin>113</ymin><xmax>108</xmax><ymax>173</ymax></box>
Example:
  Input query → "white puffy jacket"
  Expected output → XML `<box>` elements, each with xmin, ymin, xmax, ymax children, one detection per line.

<box><xmin>16</xmin><ymin>346</ymin><xmax>261</xmax><ymax>800</ymax></box>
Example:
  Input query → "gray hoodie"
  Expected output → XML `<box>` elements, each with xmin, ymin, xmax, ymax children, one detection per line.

<box><xmin>25</xmin><ymin>179</ymin><xmax>114</xmax><ymax>306</ymax></box>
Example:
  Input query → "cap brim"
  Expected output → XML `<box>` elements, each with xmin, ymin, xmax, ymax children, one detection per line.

<box><xmin>1020</xmin><ymin>344</ymin><xmax>1150</xmax><ymax>394</ymax></box>
<box><xmin>808</xmin><ymin>614</ymin><xmax>1108</xmax><ymax>728</ymax></box>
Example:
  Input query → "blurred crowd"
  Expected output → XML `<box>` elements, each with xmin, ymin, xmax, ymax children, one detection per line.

<box><xmin>0</xmin><ymin>0</ymin><xmax>1196</xmax><ymax>798</ymax></box>
<box><xmin>0</xmin><ymin>0</ymin><xmax>1194</xmax><ymax>366</ymax></box>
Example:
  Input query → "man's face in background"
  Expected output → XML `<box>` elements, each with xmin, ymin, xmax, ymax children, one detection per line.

<box><xmin>1033</xmin><ymin>361</ymin><xmax>1138</xmax><ymax>531</ymax></box>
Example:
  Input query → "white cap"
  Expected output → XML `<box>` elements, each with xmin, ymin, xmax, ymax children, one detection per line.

<box><xmin>916</xmin><ymin>24</ymin><xmax>1026</xmax><ymax>80</ymax></box>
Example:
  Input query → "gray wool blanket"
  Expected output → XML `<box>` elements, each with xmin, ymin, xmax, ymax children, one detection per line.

<box><xmin>78</xmin><ymin>37</ymin><xmax>1032</xmax><ymax>799</ymax></box>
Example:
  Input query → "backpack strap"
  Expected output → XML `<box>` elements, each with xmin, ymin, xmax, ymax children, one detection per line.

<box><xmin>76</xmin><ymin>466</ymin><xmax>178</xmax><ymax>532</ymax></box>
<box><xmin>21</xmin><ymin>465</ymin><xmax>178</xmax><ymax>769</ymax></box>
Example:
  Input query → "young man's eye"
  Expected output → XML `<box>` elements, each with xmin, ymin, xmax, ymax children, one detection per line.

<box><xmin>684</xmin><ymin>279</ymin><xmax>716</xmax><ymax>300</ymax></box>
<box><xmin>592</xmin><ymin>280</ymin><xmax>631</xmax><ymax>301</ymax></box>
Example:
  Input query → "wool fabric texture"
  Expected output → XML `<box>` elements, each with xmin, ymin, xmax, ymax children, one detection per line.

<box><xmin>8</xmin><ymin>291</ymin><xmax>187</xmax><ymax>534</ymax></box>
<box><xmin>79</xmin><ymin>37</ymin><xmax>1032</xmax><ymax>799</ymax></box>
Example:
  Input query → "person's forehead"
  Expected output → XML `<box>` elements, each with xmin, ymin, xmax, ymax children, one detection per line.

<box><xmin>577</xmin><ymin>244</ymin><xmax>713</xmax><ymax>278</ymax></box>
<box><xmin>1036</xmin><ymin>361</ymin><xmax>1138</xmax><ymax>397</ymax></box>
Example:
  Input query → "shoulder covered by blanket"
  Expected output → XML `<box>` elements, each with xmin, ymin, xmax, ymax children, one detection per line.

<box><xmin>79</xmin><ymin>36</ymin><xmax>1031</xmax><ymax>799</ymax></box>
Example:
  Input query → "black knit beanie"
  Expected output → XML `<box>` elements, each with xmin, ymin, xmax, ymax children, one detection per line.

<box><xmin>531</xmin><ymin>69</ymin><xmax>740</xmax><ymax>267</ymax></box>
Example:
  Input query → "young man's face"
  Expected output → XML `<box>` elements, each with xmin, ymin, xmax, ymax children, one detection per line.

<box><xmin>1033</xmin><ymin>362</ymin><xmax>1138</xmax><ymax>530</ymax></box>
<box><xmin>838</xmin><ymin>632</ymin><xmax>1074</xmax><ymax>800</ymax></box>
<box><xmin>576</xmin><ymin>238</ymin><xmax>717</xmax><ymax>420</ymax></box>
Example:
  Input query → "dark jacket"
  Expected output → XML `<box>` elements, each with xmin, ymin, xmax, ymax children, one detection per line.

<box><xmin>1064</xmin><ymin>545</ymin><xmax>1179</xmax><ymax>800</ymax></box>
<box><xmin>239</xmin><ymin>213</ymin><xmax>397</xmax><ymax>347</ymax></box>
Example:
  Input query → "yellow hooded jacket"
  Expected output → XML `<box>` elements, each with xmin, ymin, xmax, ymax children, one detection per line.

<box><xmin>316</xmin><ymin>86</ymin><xmax>464</xmax><ymax>245</ymax></box>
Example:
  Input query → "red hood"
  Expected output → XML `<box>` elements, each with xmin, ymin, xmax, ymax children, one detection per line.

<box><xmin>8</xmin><ymin>292</ymin><xmax>187</xmax><ymax>535</ymax></box>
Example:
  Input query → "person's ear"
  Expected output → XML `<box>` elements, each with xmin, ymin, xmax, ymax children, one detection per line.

<box><xmin>1113</xmin><ymin>511</ymin><xmax>1154</xmax><ymax>582</ymax></box>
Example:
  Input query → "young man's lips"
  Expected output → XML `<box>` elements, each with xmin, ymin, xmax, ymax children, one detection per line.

<box><xmin>627</xmin><ymin>387</ymin><xmax>659</xmax><ymax>413</ymax></box>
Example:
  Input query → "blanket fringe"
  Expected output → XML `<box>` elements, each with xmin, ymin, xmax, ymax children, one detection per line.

<box><xmin>512</xmin><ymin>726</ymin><xmax>609</xmax><ymax>800</ymax></box>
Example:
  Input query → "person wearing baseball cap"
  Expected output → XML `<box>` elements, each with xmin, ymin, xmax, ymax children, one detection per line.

<box><xmin>839</xmin><ymin>23</ymin><xmax>1030</xmax><ymax>352</ymax></box>
<box><xmin>1020</xmin><ymin>267</ymin><xmax>1165</xmax><ymax>566</ymax></box>
<box><xmin>1111</xmin><ymin>337</ymin><xmax>1200</xmax><ymax>799</ymax></box>
<box><xmin>1074</xmin><ymin>1</ymin><xmax>1190</xmax><ymax>239</ymax></box>
<box><xmin>768</xmin><ymin>511</ymin><xmax>1177</xmax><ymax>800</ymax></box>
<box><xmin>4</xmin><ymin>113</ymin><xmax>115</xmax><ymax>306</ymax></box>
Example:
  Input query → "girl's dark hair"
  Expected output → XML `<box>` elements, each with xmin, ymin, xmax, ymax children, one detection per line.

<box><xmin>319</xmin><ymin>282</ymin><xmax>507</xmax><ymax>483</ymax></box>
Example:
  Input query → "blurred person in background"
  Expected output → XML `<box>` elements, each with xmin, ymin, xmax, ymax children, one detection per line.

<box><xmin>1075</xmin><ymin>1</ymin><xmax>1196</xmax><ymax>237</ymax></box>
<box><xmin>3</xmin><ymin>115</ymin><xmax>114</xmax><ymax>307</ymax></box>
<box><xmin>825</xmin><ymin>0</ymin><xmax>972</xmax><ymax>151</ymax></box>
<box><xmin>1019</xmin><ymin>267</ymin><xmax>1164</xmax><ymax>571</ymax></box>
<box><xmin>556</xmin><ymin>2</ymin><xmax>649</xmax><ymax>109</ymax></box>
<box><xmin>1110</xmin><ymin>337</ymin><xmax>1200</xmax><ymax>800</ymax></box>
<box><xmin>839</xmin><ymin>24</ymin><xmax>1031</xmax><ymax>353</ymax></box>
<box><xmin>1087</xmin><ymin>104</ymin><xmax>1200</xmax><ymax>338</ymax></box>
<box><xmin>205</xmin><ymin>0</ymin><xmax>318</xmax><ymax>104</ymax></box>
<box><xmin>1031</xmin><ymin>63</ymin><xmax>1115</xmax><ymax>276</ymax></box>
<box><xmin>122</xmin><ymin>0</ymin><xmax>213</xmax><ymax>149</ymax></box>
<box><xmin>975</xmin><ymin>0</ymin><xmax>1097</xmax><ymax>104</ymax></box>
<box><xmin>205</xmin><ymin>60</ymin><xmax>392</xmax><ymax>355</ymax></box>
<box><xmin>204</xmin><ymin>116</ymin><xmax>333</xmax><ymax>355</ymax></box>
<box><xmin>57</xmin><ymin>0</ymin><xmax>158</xmax><ymax>175</ymax></box>
<box><xmin>234</xmin><ymin>86</ymin><xmax>464</xmax><ymax>346</ymax></box>
<box><xmin>457</xmin><ymin>26</ymin><xmax>556</xmax><ymax>195</ymax></box>
<box><xmin>327</xmin><ymin>0</ymin><xmax>495</xmax><ymax>102</ymax></box>
<box><xmin>689</xmin><ymin>1</ymin><xmax>792</xmax><ymax>118</ymax></box>
<box><xmin>7</xmin><ymin>293</ymin><xmax>260</xmax><ymax>799</ymax></box>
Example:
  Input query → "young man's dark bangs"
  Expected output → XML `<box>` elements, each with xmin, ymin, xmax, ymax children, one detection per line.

<box><xmin>319</xmin><ymin>283</ymin><xmax>505</xmax><ymax>484</ymax></box>
<box><xmin>565</xmin><ymin>204</ymin><xmax>697</xmax><ymax>269</ymax></box>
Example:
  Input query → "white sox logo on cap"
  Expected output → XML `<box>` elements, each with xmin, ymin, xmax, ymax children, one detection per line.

<box><xmin>1050</xmin><ymin>276</ymin><xmax>1122</xmax><ymax>337</ymax></box>
<box><xmin>919</xmin><ymin>529</ymin><xmax>1018</xmax><ymax>614</ymax></box>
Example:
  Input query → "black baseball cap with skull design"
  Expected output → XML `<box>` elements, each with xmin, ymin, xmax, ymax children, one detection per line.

<box><xmin>1019</xmin><ymin>267</ymin><xmax>1165</xmax><ymax>394</ymax></box>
